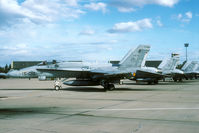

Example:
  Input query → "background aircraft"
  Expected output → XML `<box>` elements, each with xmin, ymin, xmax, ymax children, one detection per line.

<box><xmin>132</xmin><ymin>55</ymin><xmax>184</xmax><ymax>83</ymax></box>
<box><xmin>158</xmin><ymin>55</ymin><xmax>184</xmax><ymax>82</ymax></box>
<box><xmin>182</xmin><ymin>61</ymin><xmax>199</xmax><ymax>79</ymax></box>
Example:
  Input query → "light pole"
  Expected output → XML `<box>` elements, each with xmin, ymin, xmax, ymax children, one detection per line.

<box><xmin>184</xmin><ymin>43</ymin><xmax>189</xmax><ymax>62</ymax></box>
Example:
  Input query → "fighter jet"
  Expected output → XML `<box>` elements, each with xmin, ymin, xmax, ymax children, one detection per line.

<box><xmin>182</xmin><ymin>61</ymin><xmax>199</xmax><ymax>79</ymax></box>
<box><xmin>158</xmin><ymin>55</ymin><xmax>184</xmax><ymax>81</ymax></box>
<box><xmin>7</xmin><ymin>45</ymin><xmax>151</xmax><ymax>91</ymax></box>
<box><xmin>132</xmin><ymin>54</ymin><xmax>184</xmax><ymax>83</ymax></box>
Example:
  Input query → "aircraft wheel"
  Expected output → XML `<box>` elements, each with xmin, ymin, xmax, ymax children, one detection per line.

<box><xmin>55</xmin><ymin>85</ymin><xmax>60</xmax><ymax>91</ymax></box>
<box><xmin>103</xmin><ymin>82</ymin><xmax>109</xmax><ymax>91</ymax></box>
<box><xmin>147</xmin><ymin>81</ymin><xmax>152</xmax><ymax>85</ymax></box>
<box><xmin>103</xmin><ymin>83</ymin><xmax>115</xmax><ymax>91</ymax></box>
<box><xmin>108</xmin><ymin>84</ymin><xmax>115</xmax><ymax>91</ymax></box>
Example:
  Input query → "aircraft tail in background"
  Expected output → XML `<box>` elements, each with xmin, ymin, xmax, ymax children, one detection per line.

<box><xmin>158</xmin><ymin>56</ymin><xmax>179</xmax><ymax>71</ymax></box>
<box><xmin>182</xmin><ymin>61</ymin><xmax>199</xmax><ymax>72</ymax></box>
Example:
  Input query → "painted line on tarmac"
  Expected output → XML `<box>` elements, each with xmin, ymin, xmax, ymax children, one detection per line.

<box><xmin>66</xmin><ymin>108</ymin><xmax>199</xmax><ymax>111</ymax></box>
<box><xmin>93</xmin><ymin>108</ymin><xmax>199</xmax><ymax>111</ymax></box>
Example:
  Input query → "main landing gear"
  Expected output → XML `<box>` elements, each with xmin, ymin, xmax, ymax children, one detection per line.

<box><xmin>101</xmin><ymin>80</ymin><xmax>115</xmax><ymax>91</ymax></box>
<box><xmin>173</xmin><ymin>77</ymin><xmax>183</xmax><ymax>82</ymax></box>
<box><xmin>147</xmin><ymin>79</ymin><xmax>159</xmax><ymax>85</ymax></box>
<box><xmin>104</xmin><ymin>83</ymin><xmax>115</xmax><ymax>91</ymax></box>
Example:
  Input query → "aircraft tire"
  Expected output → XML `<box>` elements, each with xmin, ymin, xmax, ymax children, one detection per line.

<box><xmin>108</xmin><ymin>84</ymin><xmax>115</xmax><ymax>91</ymax></box>
<box><xmin>103</xmin><ymin>83</ymin><xmax>115</xmax><ymax>91</ymax></box>
<box><xmin>55</xmin><ymin>85</ymin><xmax>60</xmax><ymax>91</ymax></box>
<box><xmin>103</xmin><ymin>82</ymin><xmax>109</xmax><ymax>91</ymax></box>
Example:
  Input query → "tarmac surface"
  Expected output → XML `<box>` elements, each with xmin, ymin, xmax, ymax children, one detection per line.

<box><xmin>1</xmin><ymin>78</ymin><xmax>199</xmax><ymax>133</ymax></box>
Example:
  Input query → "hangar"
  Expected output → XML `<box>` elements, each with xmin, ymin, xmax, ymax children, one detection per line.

<box><xmin>11</xmin><ymin>61</ymin><xmax>43</xmax><ymax>70</ymax></box>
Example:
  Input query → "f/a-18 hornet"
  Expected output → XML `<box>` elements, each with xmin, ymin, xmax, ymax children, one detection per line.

<box><xmin>7</xmin><ymin>45</ymin><xmax>150</xmax><ymax>91</ymax></box>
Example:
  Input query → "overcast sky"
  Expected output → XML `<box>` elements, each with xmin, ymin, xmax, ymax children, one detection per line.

<box><xmin>0</xmin><ymin>0</ymin><xmax>198</xmax><ymax>66</ymax></box>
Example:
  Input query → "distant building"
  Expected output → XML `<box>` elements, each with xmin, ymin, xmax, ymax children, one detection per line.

<box><xmin>10</xmin><ymin>60</ymin><xmax>80</xmax><ymax>70</ymax></box>
<box><xmin>11</xmin><ymin>61</ymin><xmax>43</xmax><ymax>70</ymax></box>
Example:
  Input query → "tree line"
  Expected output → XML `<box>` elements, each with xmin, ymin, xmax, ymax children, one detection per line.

<box><xmin>0</xmin><ymin>64</ymin><xmax>11</xmax><ymax>73</ymax></box>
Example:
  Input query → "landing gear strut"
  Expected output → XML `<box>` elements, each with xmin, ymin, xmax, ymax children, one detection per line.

<box><xmin>54</xmin><ymin>80</ymin><xmax>62</xmax><ymax>91</ymax></box>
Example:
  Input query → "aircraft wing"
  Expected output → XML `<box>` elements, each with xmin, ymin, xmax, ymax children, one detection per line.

<box><xmin>37</xmin><ymin>68</ymin><xmax>131</xmax><ymax>79</ymax></box>
<box><xmin>37</xmin><ymin>68</ymin><xmax>90</xmax><ymax>78</ymax></box>
<box><xmin>90</xmin><ymin>70</ymin><xmax>132</xmax><ymax>80</ymax></box>
<box><xmin>135</xmin><ymin>70</ymin><xmax>164</xmax><ymax>79</ymax></box>
<box><xmin>37</xmin><ymin>68</ymin><xmax>90</xmax><ymax>72</ymax></box>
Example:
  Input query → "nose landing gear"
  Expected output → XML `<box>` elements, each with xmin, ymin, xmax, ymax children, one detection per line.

<box><xmin>54</xmin><ymin>80</ymin><xmax>62</xmax><ymax>91</ymax></box>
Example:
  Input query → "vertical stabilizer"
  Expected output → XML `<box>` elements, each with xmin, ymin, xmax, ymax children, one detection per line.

<box><xmin>196</xmin><ymin>64</ymin><xmax>199</xmax><ymax>71</ymax></box>
<box><xmin>119</xmin><ymin>45</ymin><xmax>150</xmax><ymax>69</ymax></box>
<box><xmin>182</xmin><ymin>61</ymin><xmax>198</xmax><ymax>72</ymax></box>
<box><xmin>158</xmin><ymin>56</ymin><xmax>179</xmax><ymax>71</ymax></box>
<box><xmin>181</xmin><ymin>61</ymin><xmax>189</xmax><ymax>71</ymax></box>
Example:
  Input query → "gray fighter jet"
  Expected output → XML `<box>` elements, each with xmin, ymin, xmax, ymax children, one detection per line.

<box><xmin>158</xmin><ymin>55</ymin><xmax>184</xmax><ymax>81</ymax></box>
<box><xmin>182</xmin><ymin>61</ymin><xmax>199</xmax><ymax>79</ymax></box>
<box><xmin>7</xmin><ymin>45</ymin><xmax>151</xmax><ymax>90</ymax></box>
<box><xmin>133</xmin><ymin>55</ymin><xmax>184</xmax><ymax>83</ymax></box>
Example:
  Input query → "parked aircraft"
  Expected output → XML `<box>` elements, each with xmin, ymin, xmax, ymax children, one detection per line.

<box><xmin>132</xmin><ymin>55</ymin><xmax>184</xmax><ymax>83</ymax></box>
<box><xmin>7</xmin><ymin>45</ymin><xmax>151</xmax><ymax>90</ymax></box>
<box><xmin>158</xmin><ymin>55</ymin><xmax>184</xmax><ymax>81</ymax></box>
<box><xmin>182</xmin><ymin>61</ymin><xmax>199</xmax><ymax>79</ymax></box>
